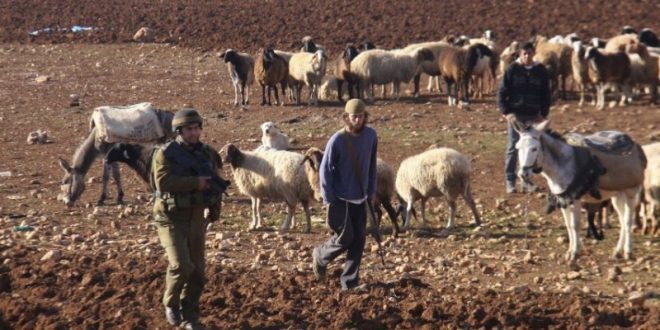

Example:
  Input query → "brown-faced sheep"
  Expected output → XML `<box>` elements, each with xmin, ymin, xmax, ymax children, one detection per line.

<box><xmin>335</xmin><ymin>44</ymin><xmax>361</xmax><ymax>101</ymax></box>
<box><xmin>533</xmin><ymin>36</ymin><xmax>573</xmax><ymax>100</ymax></box>
<box><xmin>255</xmin><ymin>48</ymin><xmax>289</xmax><ymax>106</ymax></box>
<box><xmin>438</xmin><ymin>44</ymin><xmax>494</xmax><ymax>107</ymax></box>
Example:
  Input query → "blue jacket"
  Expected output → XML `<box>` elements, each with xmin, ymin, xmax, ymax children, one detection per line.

<box><xmin>320</xmin><ymin>127</ymin><xmax>378</xmax><ymax>205</ymax></box>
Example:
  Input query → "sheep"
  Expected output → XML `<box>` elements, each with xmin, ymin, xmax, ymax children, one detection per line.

<box><xmin>257</xmin><ymin>121</ymin><xmax>290</xmax><ymax>151</ymax></box>
<box><xmin>220</xmin><ymin>49</ymin><xmax>255</xmax><ymax>106</ymax></box>
<box><xmin>622</xmin><ymin>26</ymin><xmax>637</xmax><ymax>35</ymax></box>
<box><xmin>571</xmin><ymin>41</ymin><xmax>594</xmax><ymax>106</ymax></box>
<box><xmin>438</xmin><ymin>44</ymin><xmax>494</xmax><ymax>107</ymax></box>
<box><xmin>604</xmin><ymin>34</ymin><xmax>640</xmax><ymax>53</ymax></box>
<box><xmin>591</xmin><ymin>37</ymin><xmax>607</xmax><ymax>49</ymax></box>
<box><xmin>402</xmin><ymin>41</ymin><xmax>452</xmax><ymax>96</ymax></box>
<box><xmin>549</xmin><ymin>33</ymin><xmax>580</xmax><ymax>46</ymax></box>
<box><xmin>288</xmin><ymin>50</ymin><xmax>328</xmax><ymax>106</ymax></box>
<box><xmin>585</xmin><ymin>46</ymin><xmax>632</xmax><ymax>110</ymax></box>
<box><xmin>641</xmin><ymin>142</ymin><xmax>660</xmax><ymax>236</ymax></box>
<box><xmin>639</xmin><ymin>28</ymin><xmax>659</xmax><ymax>47</ymax></box>
<box><xmin>274</xmin><ymin>50</ymin><xmax>297</xmax><ymax>102</ymax></box>
<box><xmin>300</xmin><ymin>36</ymin><xmax>324</xmax><ymax>53</ymax></box>
<box><xmin>222</xmin><ymin>144</ymin><xmax>313</xmax><ymax>232</ymax></box>
<box><xmin>395</xmin><ymin>147</ymin><xmax>481</xmax><ymax>230</ymax></box>
<box><xmin>301</xmin><ymin>148</ymin><xmax>402</xmax><ymax>237</ymax></box>
<box><xmin>254</xmin><ymin>48</ymin><xmax>289</xmax><ymax>106</ymax></box>
<box><xmin>626</xmin><ymin>44</ymin><xmax>659</xmax><ymax>105</ymax></box>
<box><xmin>351</xmin><ymin>47</ymin><xmax>434</xmax><ymax>103</ymax></box>
<box><xmin>499</xmin><ymin>41</ymin><xmax>519</xmax><ymax>79</ymax></box>
<box><xmin>464</xmin><ymin>43</ymin><xmax>499</xmax><ymax>99</ymax></box>
<box><xmin>533</xmin><ymin>36</ymin><xmax>573</xmax><ymax>99</ymax></box>
<box><xmin>334</xmin><ymin>43</ymin><xmax>361</xmax><ymax>101</ymax></box>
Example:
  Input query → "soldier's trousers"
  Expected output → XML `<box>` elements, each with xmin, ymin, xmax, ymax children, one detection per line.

<box><xmin>156</xmin><ymin>216</ymin><xmax>206</xmax><ymax>322</ymax></box>
<box><xmin>313</xmin><ymin>200</ymin><xmax>367</xmax><ymax>290</ymax></box>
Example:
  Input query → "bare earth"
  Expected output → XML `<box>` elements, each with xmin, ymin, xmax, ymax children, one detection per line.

<box><xmin>0</xmin><ymin>1</ymin><xmax>659</xmax><ymax>329</ymax></box>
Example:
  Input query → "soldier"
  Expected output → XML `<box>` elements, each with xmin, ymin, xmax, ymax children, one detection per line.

<box><xmin>151</xmin><ymin>108</ymin><xmax>226</xmax><ymax>330</ymax></box>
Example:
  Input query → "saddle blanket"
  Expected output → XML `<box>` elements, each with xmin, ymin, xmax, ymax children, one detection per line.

<box><xmin>564</xmin><ymin>131</ymin><xmax>635</xmax><ymax>155</ymax></box>
<box><xmin>91</xmin><ymin>102</ymin><xmax>165</xmax><ymax>143</ymax></box>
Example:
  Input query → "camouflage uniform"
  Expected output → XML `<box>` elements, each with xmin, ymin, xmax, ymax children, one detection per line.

<box><xmin>151</xmin><ymin>109</ymin><xmax>223</xmax><ymax>327</ymax></box>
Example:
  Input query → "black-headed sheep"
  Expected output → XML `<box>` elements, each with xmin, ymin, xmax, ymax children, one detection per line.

<box><xmin>220</xmin><ymin>49</ymin><xmax>255</xmax><ymax>106</ymax></box>
<box><xmin>335</xmin><ymin>43</ymin><xmax>361</xmax><ymax>101</ymax></box>
<box><xmin>222</xmin><ymin>144</ymin><xmax>313</xmax><ymax>232</ymax></box>
<box><xmin>395</xmin><ymin>147</ymin><xmax>481</xmax><ymax>230</ymax></box>
<box><xmin>585</xmin><ymin>47</ymin><xmax>632</xmax><ymax>110</ymax></box>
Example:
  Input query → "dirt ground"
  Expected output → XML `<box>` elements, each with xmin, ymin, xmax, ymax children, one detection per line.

<box><xmin>0</xmin><ymin>1</ymin><xmax>659</xmax><ymax>329</ymax></box>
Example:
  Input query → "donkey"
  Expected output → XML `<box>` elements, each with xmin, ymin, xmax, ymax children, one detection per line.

<box><xmin>58</xmin><ymin>110</ymin><xmax>173</xmax><ymax>207</ymax></box>
<box><xmin>515</xmin><ymin>120</ymin><xmax>646</xmax><ymax>265</ymax></box>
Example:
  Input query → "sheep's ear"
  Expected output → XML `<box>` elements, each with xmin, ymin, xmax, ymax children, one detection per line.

<box><xmin>58</xmin><ymin>157</ymin><xmax>72</xmax><ymax>173</ymax></box>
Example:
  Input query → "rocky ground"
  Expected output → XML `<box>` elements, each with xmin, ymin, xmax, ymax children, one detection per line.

<box><xmin>0</xmin><ymin>0</ymin><xmax>659</xmax><ymax>329</ymax></box>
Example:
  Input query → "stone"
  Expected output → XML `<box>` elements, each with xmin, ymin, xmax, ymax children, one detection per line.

<box><xmin>41</xmin><ymin>250</ymin><xmax>61</xmax><ymax>262</ymax></box>
<box><xmin>628</xmin><ymin>291</ymin><xmax>646</xmax><ymax>306</ymax></box>
<box><xmin>567</xmin><ymin>271</ymin><xmax>581</xmax><ymax>280</ymax></box>
<box><xmin>35</xmin><ymin>75</ymin><xmax>50</xmax><ymax>83</ymax></box>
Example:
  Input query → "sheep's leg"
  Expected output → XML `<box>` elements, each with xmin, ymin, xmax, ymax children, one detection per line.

<box><xmin>611</xmin><ymin>190</ymin><xmax>637</xmax><ymax>259</ymax></box>
<box><xmin>250</xmin><ymin>197</ymin><xmax>258</xmax><ymax>230</ymax></box>
<box><xmin>578</xmin><ymin>84</ymin><xmax>585</xmax><ymax>106</ymax></box>
<box><xmin>111</xmin><ymin>162</ymin><xmax>124</xmax><ymax>205</ymax></box>
<box><xmin>381</xmin><ymin>200</ymin><xmax>400</xmax><ymax>237</ymax></box>
<box><xmin>240</xmin><ymin>81</ymin><xmax>247</xmax><ymax>105</ymax></box>
<box><xmin>267</xmin><ymin>85</ymin><xmax>273</xmax><ymax>106</ymax></box>
<box><xmin>365</xmin><ymin>80</ymin><xmax>374</xmax><ymax>103</ymax></box>
<box><xmin>274</xmin><ymin>85</ymin><xmax>281</xmax><ymax>106</ymax></box>
<box><xmin>403</xmin><ymin>200</ymin><xmax>413</xmax><ymax>229</ymax></box>
<box><xmin>97</xmin><ymin>161</ymin><xmax>111</xmax><ymax>206</ymax></box>
<box><xmin>260</xmin><ymin>83</ymin><xmax>267</xmax><ymax>106</ymax></box>
<box><xmin>393</xmin><ymin>81</ymin><xmax>401</xmax><ymax>101</ymax></box>
<box><xmin>302</xmin><ymin>201</ymin><xmax>312</xmax><ymax>233</ymax></box>
<box><xmin>413</xmin><ymin>73</ymin><xmax>421</xmax><ymax>97</ymax></box>
<box><xmin>420</xmin><ymin>197</ymin><xmax>428</xmax><ymax>227</ymax></box>
<box><xmin>425</xmin><ymin>75</ymin><xmax>434</xmax><ymax>93</ymax></box>
<box><xmin>461</xmin><ymin>77</ymin><xmax>470</xmax><ymax>105</ymax></box>
<box><xmin>232</xmin><ymin>81</ymin><xmax>239</xmax><ymax>106</ymax></box>
<box><xmin>445</xmin><ymin>80</ymin><xmax>453</xmax><ymax>106</ymax></box>
<box><xmin>596</xmin><ymin>84</ymin><xmax>605</xmax><ymax>110</ymax></box>
<box><xmin>280</xmin><ymin>203</ymin><xmax>295</xmax><ymax>232</ymax></box>
<box><xmin>337</xmin><ymin>79</ymin><xmax>345</xmax><ymax>102</ymax></box>
<box><xmin>463</xmin><ymin>185</ymin><xmax>481</xmax><ymax>226</ymax></box>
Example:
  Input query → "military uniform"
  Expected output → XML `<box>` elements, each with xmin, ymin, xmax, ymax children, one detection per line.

<box><xmin>151</xmin><ymin>109</ymin><xmax>224</xmax><ymax>328</ymax></box>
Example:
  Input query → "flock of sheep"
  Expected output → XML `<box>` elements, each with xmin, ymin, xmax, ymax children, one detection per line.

<box><xmin>219</xmin><ymin>27</ymin><xmax>659</xmax><ymax>110</ymax></box>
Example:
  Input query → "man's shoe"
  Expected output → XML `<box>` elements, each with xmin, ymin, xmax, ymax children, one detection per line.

<box><xmin>165</xmin><ymin>307</ymin><xmax>182</xmax><ymax>326</ymax></box>
<box><xmin>312</xmin><ymin>250</ymin><xmax>326</xmax><ymax>281</ymax></box>
<box><xmin>344</xmin><ymin>283</ymin><xmax>368</xmax><ymax>292</ymax></box>
<box><xmin>180</xmin><ymin>320</ymin><xmax>204</xmax><ymax>330</ymax></box>
<box><xmin>506</xmin><ymin>181</ymin><xmax>516</xmax><ymax>194</ymax></box>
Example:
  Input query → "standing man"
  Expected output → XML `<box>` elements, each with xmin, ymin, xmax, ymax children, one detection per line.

<box><xmin>151</xmin><ymin>108</ymin><xmax>225</xmax><ymax>330</ymax></box>
<box><xmin>312</xmin><ymin>99</ymin><xmax>378</xmax><ymax>291</ymax></box>
<box><xmin>497</xmin><ymin>41</ymin><xmax>551</xmax><ymax>193</ymax></box>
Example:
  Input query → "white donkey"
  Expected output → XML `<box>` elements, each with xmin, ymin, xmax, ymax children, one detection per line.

<box><xmin>514</xmin><ymin>120</ymin><xmax>646</xmax><ymax>265</ymax></box>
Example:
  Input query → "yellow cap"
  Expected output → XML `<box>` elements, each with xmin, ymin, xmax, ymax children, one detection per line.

<box><xmin>344</xmin><ymin>99</ymin><xmax>366</xmax><ymax>115</ymax></box>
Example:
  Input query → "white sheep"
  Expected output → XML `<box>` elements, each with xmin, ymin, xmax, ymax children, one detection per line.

<box><xmin>395</xmin><ymin>147</ymin><xmax>481</xmax><ymax>230</ymax></box>
<box><xmin>223</xmin><ymin>144</ymin><xmax>313</xmax><ymax>232</ymax></box>
<box><xmin>257</xmin><ymin>121</ymin><xmax>290</xmax><ymax>151</ymax></box>
<box><xmin>288</xmin><ymin>50</ymin><xmax>328</xmax><ymax>106</ymax></box>
<box><xmin>220</xmin><ymin>49</ymin><xmax>255</xmax><ymax>106</ymax></box>
<box><xmin>351</xmin><ymin>47</ymin><xmax>434</xmax><ymax>102</ymax></box>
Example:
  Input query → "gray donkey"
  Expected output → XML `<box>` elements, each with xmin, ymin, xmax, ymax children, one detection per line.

<box><xmin>58</xmin><ymin>109</ymin><xmax>173</xmax><ymax>207</ymax></box>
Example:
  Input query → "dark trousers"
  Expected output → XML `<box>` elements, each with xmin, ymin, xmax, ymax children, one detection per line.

<box><xmin>314</xmin><ymin>201</ymin><xmax>367</xmax><ymax>290</ymax></box>
<box><xmin>505</xmin><ymin>122</ymin><xmax>521</xmax><ymax>183</ymax></box>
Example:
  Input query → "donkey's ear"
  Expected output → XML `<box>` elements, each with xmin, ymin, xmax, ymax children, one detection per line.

<box><xmin>536</xmin><ymin>119</ymin><xmax>550</xmax><ymax>131</ymax></box>
<box><xmin>58</xmin><ymin>157</ymin><xmax>72</xmax><ymax>173</ymax></box>
<box><xmin>509</xmin><ymin>118</ymin><xmax>526</xmax><ymax>133</ymax></box>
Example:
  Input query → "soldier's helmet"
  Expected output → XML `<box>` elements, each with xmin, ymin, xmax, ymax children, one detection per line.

<box><xmin>172</xmin><ymin>108</ymin><xmax>203</xmax><ymax>132</ymax></box>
